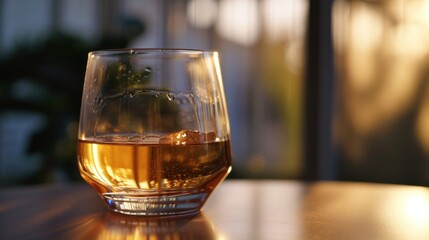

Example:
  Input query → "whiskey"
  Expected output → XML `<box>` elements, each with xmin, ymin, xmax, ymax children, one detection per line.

<box><xmin>77</xmin><ymin>134</ymin><xmax>232</xmax><ymax>195</ymax></box>
<box><xmin>78</xmin><ymin>49</ymin><xmax>231</xmax><ymax>216</ymax></box>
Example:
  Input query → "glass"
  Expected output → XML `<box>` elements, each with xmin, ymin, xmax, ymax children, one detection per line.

<box><xmin>77</xmin><ymin>49</ymin><xmax>232</xmax><ymax>216</ymax></box>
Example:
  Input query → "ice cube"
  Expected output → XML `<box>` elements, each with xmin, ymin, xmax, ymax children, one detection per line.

<box><xmin>159</xmin><ymin>130</ymin><xmax>217</xmax><ymax>145</ymax></box>
<box><xmin>124</xmin><ymin>134</ymin><xmax>161</xmax><ymax>144</ymax></box>
<box><xmin>141</xmin><ymin>134</ymin><xmax>161</xmax><ymax>144</ymax></box>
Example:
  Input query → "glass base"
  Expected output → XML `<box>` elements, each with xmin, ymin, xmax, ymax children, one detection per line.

<box><xmin>102</xmin><ymin>190</ymin><xmax>209</xmax><ymax>216</ymax></box>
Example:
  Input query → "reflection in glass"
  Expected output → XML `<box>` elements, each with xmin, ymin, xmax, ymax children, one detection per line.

<box><xmin>76</xmin><ymin>213</ymin><xmax>217</xmax><ymax>240</ymax></box>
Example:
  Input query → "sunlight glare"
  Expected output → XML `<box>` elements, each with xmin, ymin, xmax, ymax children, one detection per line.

<box><xmin>379</xmin><ymin>188</ymin><xmax>429</xmax><ymax>239</ymax></box>
<box><xmin>216</xmin><ymin>0</ymin><xmax>259</xmax><ymax>46</ymax></box>
<box><xmin>262</xmin><ymin>0</ymin><xmax>307</xmax><ymax>42</ymax></box>
<box><xmin>187</xmin><ymin>0</ymin><xmax>218</xmax><ymax>29</ymax></box>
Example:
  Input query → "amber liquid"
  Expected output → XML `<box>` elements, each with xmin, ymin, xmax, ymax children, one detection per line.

<box><xmin>78</xmin><ymin>138</ymin><xmax>232</xmax><ymax>195</ymax></box>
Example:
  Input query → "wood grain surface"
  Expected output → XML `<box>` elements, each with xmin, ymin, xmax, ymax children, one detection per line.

<box><xmin>1</xmin><ymin>180</ymin><xmax>429</xmax><ymax>240</ymax></box>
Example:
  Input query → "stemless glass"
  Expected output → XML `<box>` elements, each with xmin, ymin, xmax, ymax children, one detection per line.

<box><xmin>77</xmin><ymin>49</ymin><xmax>232</xmax><ymax>216</ymax></box>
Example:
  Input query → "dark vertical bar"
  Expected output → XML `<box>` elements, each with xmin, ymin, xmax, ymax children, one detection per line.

<box><xmin>160</xmin><ymin>0</ymin><xmax>171</xmax><ymax>48</ymax></box>
<box><xmin>0</xmin><ymin>0</ymin><xmax>4</xmax><ymax>50</ymax></box>
<box><xmin>0</xmin><ymin>0</ymin><xmax>4</xmax><ymax>183</ymax></box>
<box><xmin>303</xmin><ymin>0</ymin><xmax>320</xmax><ymax>180</ymax></box>
<box><xmin>303</xmin><ymin>0</ymin><xmax>336</xmax><ymax>180</ymax></box>
<box><xmin>99</xmin><ymin>0</ymin><xmax>120</xmax><ymax>37</ymax></box>
<box><xmin>318</xmin><ymin>0</ymin><xmax>336</xmax><ymax>180</ymax></box>
<box><xmin>52</xmin><ymin>0</ymin><xmax>60</xmax><ymax>33</ymax></box>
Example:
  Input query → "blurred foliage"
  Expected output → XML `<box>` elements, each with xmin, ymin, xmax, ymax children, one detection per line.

<box><xmin>0</xmin><ymin>18</ymin><xmax>145</xmax><ymax>185</ymax></box>
<box><xmin>0</xmin><ymin>33</ymin><xmax>89</xmax><ymax>184</ymax></box>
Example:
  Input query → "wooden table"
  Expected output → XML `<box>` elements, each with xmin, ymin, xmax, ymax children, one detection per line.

<box><xmin>1</xmin><ymin>180</ymin><xmax>429</xmax><ymax>240</ymax></box>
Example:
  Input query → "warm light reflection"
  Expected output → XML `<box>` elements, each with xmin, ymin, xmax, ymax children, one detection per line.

<box><xmin>216</xmin><ymin>0</ymin><xmax>259</xmax><ymax>46</ymax></box>
<box><xmin>404</xmin><ymin>193</ymin><xmax>429</xmax><ymax>223</ymax></box>
<box><xmin>79</xmin><ymin>213</ymin><xmax>218</xmax><ymax>240</ymax></box>
<box><xmin>378</xmin><ymin>188</ymin><xmax>429</xmax><ymax>239</ymax></box>
<box><xmin>217</xmin><ymin>233</ymin><xmax>228</xmax><ymax>240</ymax></box>
<box><xmin>91</xmin><ymin>142</ymin><xmax>115</xmax><ymax>187</ymax></box>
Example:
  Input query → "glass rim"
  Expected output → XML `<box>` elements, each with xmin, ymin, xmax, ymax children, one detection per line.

<box><xmin>88</xmin><ymin>48</ymin><xmax>218</xmax><ymax>57</ymax></box>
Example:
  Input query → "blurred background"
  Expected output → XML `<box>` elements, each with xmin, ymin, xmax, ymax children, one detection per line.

<box><xmin>1</xmin><ymin>0</ymin><xmax>429</xmax><ymax>186</ymax></box>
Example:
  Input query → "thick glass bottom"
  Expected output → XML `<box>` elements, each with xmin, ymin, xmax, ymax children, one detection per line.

<box><xmin>101</xmin><ymin>190</ymin><xmax>209</xmax><ymax>216</ymax></box>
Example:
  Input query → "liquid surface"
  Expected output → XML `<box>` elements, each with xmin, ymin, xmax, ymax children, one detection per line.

<box><xmin>78</xmin><ymin>134</ymin><xmax>231</xmax><ymax>194</ymax></box>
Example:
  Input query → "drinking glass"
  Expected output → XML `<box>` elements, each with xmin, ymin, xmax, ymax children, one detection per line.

<box><xmin>77</xmin><ymin>49</ymin><xmax>232</xmax><ymax>216</ymax></box>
